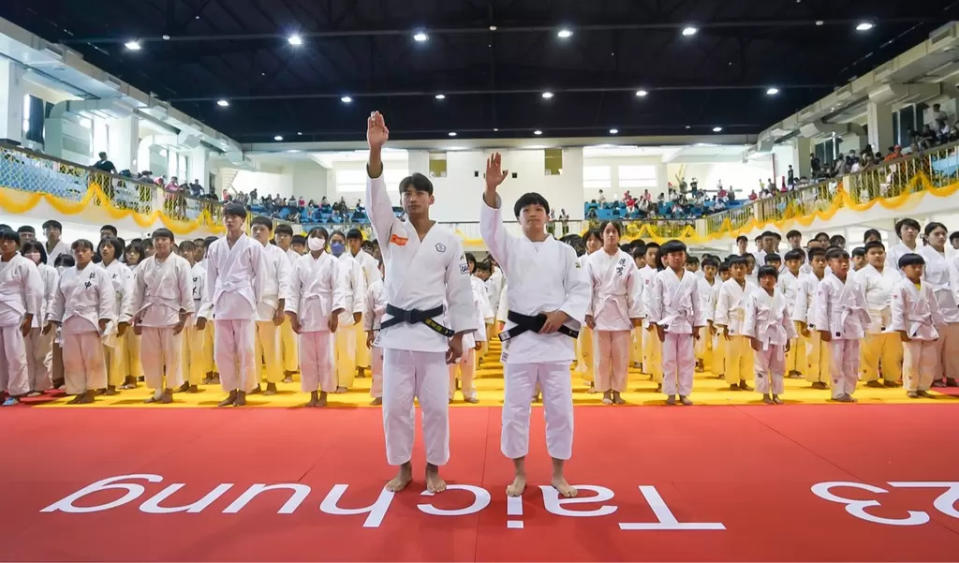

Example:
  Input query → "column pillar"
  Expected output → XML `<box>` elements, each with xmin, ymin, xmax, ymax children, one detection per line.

<box><xmin>0</xmin><ymin>59</ymin><xmax>26</xmax><ymax>144</ymax></box>
<box><xmin>867</xmin><ymin>100</ymin><xmax>894</xmax><ymax>153</ymax></box>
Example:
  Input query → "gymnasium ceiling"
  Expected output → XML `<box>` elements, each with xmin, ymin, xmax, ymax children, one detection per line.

<box><xmin>1</xmin><ymin>0</ymin><xmax>956</xmax><ymax>143</ymax></box>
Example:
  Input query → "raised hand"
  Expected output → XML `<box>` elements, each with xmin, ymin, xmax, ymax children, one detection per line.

<box><xmin>367</xmin><ymin>111</ymin><xmax>389</xmax><ymax>150</ymax></box>
<box><xmin>485</xmin><ymin>152</ymin><xmax>509</xmax><ymax>191</ymax></box>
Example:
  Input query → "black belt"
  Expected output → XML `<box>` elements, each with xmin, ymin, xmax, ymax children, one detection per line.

<box><xmin>498</xmin><ymin>311</ymin><xmax>579</xmax><ymax>342</ymax></box>
<box><xmin>380</xmin><ymin>304</ymin><xmax>454</xmax><ymax>337</ymax></box>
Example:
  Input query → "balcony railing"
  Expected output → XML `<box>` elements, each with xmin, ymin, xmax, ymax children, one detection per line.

<box><xmin>0</xmin><ymin>143</ymin><xmax>222</xmax><ymax>226</ymax></box>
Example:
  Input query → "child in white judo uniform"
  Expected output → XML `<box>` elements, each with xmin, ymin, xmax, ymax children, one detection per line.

<box><xmin>449</xmin><ymin>270</ymin><xmax>493</xmax><ymax>403</ymax></box>
<box><xmin>743</xmin><ymin>266</ymin><xmax>796</xmax><ymax>404</ymax></box>
<box><xmin>890</xmin><ymin>253</ymin><xmax>945</xmax><ymax>398</ymax></box>
<box><xmin>286</xmin><ymin>227</ymin><xmax>348</xmax><ymax>407</ymax></box>
<box><xmin>20</xmin><ymin>241</ymin><xmax>58</xmax><ymax>395</ymax></box>
<box><xmin>795</xmin><ymin>247</ymin><xmax>830</xmax><ymax>388</ymax></box>
<box><xmin>274</xmin><ymin>223</ymin><xmax>301</xmax><ymax>382</ymax></box>
<box><xmin>329</xmin><ymin>230</ymin><xmax>367</xmax><ymax>393</ymax></box>
<box><xmin>364</xmin><ymin>260</ymin><xmax>387</xmax><ymax>405</ymax></box>
<box><xmin>206</xmin><ymin>203</ymin><xmax>267</xmax><ymax>407</ymax></box>
<box><xmin>779</xmin><ymin>249</ymin><xmax>806</xmax><ymax>378</ymax></box>
<box><xmin>179</xmin><ymin>240</ymin><xmax>210</xmax><ymax>393</ymax></box>
<box><xmin>918</xmin><ymin>222</ymin><xmax>959</xmax><ymax>388</ymax></box>
<box><xmin>45</xmin><ymin>239</ymin><xmax>115</xmax><ymax>404</ymax></box>
<box><xmin>366</xmin><ymin>112</ymin><xmax>476</xmax><ymax>493</ymax></box>
<box><xmin>0</xmin><ymin>229</ymin><xmax>42</xmax><ymax>405</ymax></box>
<box><xmin>97</xmin><ymin>237</ymin><xmax>133</xmax><ymax>395</ymax></box>
<box><xmin>714</xmin><ymin>256</ymin><xmax>754</xmax><ymax>391</ymax></box>
<box><xmin>645</xmin><ymin>240</ymin><xmax>705</xmax><ymax>405</ymax></box>
<box><xmin>250</xmin><ymin>216</ymin><xmax>292</xmax><ymax>396</ymax></box>
<box><xmin>857</xmin><ymin>241</ymin><xmax>902</xmax><ymax>388</ymax></box>
<box><xmin>696</xmin><ymin>256</ymin><xmax>720</xmax><ymax>374</ymax></box>
<box><xmin>639</xmin><ymin>243</ymin><xmax>663</xmax><ymax>387</ymax></box>
<box><xmin>130</xmin><ymin>229</ymin><xmax>194</xmax><ymax>404</ymax></box>
<box><xmin>584</xmin><ymin>221</ymin><xmax>642</xmax><ymax>405</ymax></box>
<box><xmin>481</xmin><ymin>152</ymin><xmax>589</xmax><ymax>498</ymax></box>
<box><xmin>812</xmin><ymin>248</ymin><xmax>871</xmax><ymax>402</ymax></box>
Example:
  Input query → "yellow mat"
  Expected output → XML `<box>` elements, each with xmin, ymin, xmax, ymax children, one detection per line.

<box><xmin>36</xmin><ymin>341</ymin><xmax>956</xmax><ymax>408</ymax></box>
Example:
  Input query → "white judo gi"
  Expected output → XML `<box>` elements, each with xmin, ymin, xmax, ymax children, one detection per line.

<box><xmin>584</xmin><ymin>249</ymin><xmax>641</xmax><ymax>393</ymax></box>
<box><xmin>286</xmin><ymin>251</ymin><xmax>348</xmax><ymax>393</ymax></box>
<box><xmin>49</xmin><ymin>263</ymin><xmax>115</xmax><ymax>395</ymax></box>
<box><xmin>645</xmin><ymin>268</ymin><xmax>705</xmax><ymax>398</ymax></box>
<box><xmin>334</xmin><ymin>252</ymin><xmax>366</xmax><ymax>389</ymax></box>
<box><xmin>857</xmin><ymin>264</ymin><xmax>902</xmax><ymax>384</ymax></box>
<box><xmin>709</xmin><ymin>279</ymin><xmax>725</xmax><ymax>377</ymax></box>
<box><xmin>890</xmin><ymin>278</ymin><xmax>945</xmax><ymax>392</ymax></box>
<box><xmin>812</xmin><ymin>272</ymin><xmax>870</xmax><ymax>399</ymax></box>
<box><xmin>885</xmin><ymin>241</ymin><xmax>920</xmax><ymax>274</ymax></box>
<box><xmin>449</xmin><ymin>276</ymin><xmax>493</xmax><ymax>401</ymax></box>
<box><xmin>367</xmin><ymin>172</ymin><xmax>475</xmax><ymax>467</ymax></box>
<box><xmin>794</xmin><ymin>272</ymin><xmax>829</xmax><ymax>385</ymax></box>
<box><xmin>364</xmin><ymin>278</ymin><xmax>387</xmax><ymax>399</ymax></box>
<box><xmin>45</xmin><ymin>240</ymin><xmax>70</xmax><ymax>269</ymax></box>
<box><xmin>131</xmin><ymin>254</ymin><xmax>194</xmax><ymax>392</ymax></box>
<box><xmin>920</xmin><ymin>246</ymin><xmax>959</xmax><ymax>384</ymax></box>
<box><xmin>778</xmin><ymin>269</ymin><xmax>806</xmax><ymax>375</ymax></box>
<box><xmin>0</xmin><ymin>253</ymin><xmax>42</xmax><ymax>397</ymax></box>
<box><xmin>280</xmin><ymin>247</ymin><xmax>302</xmax><ymax>375</ymax></box>
<box><xmin>742</xmin><ymin>287</ymin><xmax>797</xmax><ymax>395</ymax></box>
<box><xmin>182</xmin><ymin>261</ymin><xmax>211</xmax><ymax>386</ymax></box>
<box><xmin>715</xmin><ymin>278</ymin><xmax>754</xmax><ymax>386</ymax></box>
<box><xmin>351</xmin><ymin>248</ymin><xmax>382</xmax><ymax>371</ymax></box>
<box><xmin>26</xmin><ymin>261</ymin><xmax>58</xmax><ymax>392</ymax></box>
<box><xmin>480</xmin><ymin>195</ymin><xmax>589</xmax><ymax>461</ymax></box>
<box><xmin>695</xmin><ymin>276</ymin><xmax>718</xmax><ymax>372</ymax></box>
<box><xmin>638</xmin><ymin>265</ymin><xmax>663</xmax><ymax>383</ymax></box>
<box><xmin>255</xmin><ymin>242</ymin><xmax>292</xmax><ymax>387</ymax></box>
<box><xmin>101</xmin><ymin>260</ymin><xmax>134</xmax><ymax>388</ymax></box>
<box><xmin>206</xmin><ymin>234</ymin><xmax>266</xmax><ymax>393</ymax></box>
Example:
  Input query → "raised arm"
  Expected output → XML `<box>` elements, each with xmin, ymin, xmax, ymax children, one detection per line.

<box><xmin>365</xmin><ymin>111</ymin><xmax>397</xmax><ymax>246</ymax></box>
<box><xmin>479</xmin><ymin>152</ymin><xmax>512</xmax><ymax>272</ymax></box>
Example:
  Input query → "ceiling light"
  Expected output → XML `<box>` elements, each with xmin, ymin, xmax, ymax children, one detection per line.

<box><xmin>681</xmin><ymin>26</ymin><xmax>698</xmax><ymax>37</ymax></box>
<box><xmin>557</xmin><ymin>29</ymin><xmax>573</xmax><ymax>39</ymax></box>
<box><xmin>124</xmin><ymin>40</ymin><xmax>141</xmax><ymax>51</ymax></box>
<box><xmin>216</xmin><ymin>99</ymin><xmax>230</xmax><ymax>107</ymax></box>
<box><xmin>448</xmin><ymin>132</ymin><xmax>457</xmax><ymax>137</ymax></box>
<box><xmin>534</xmin><ymin>130</ymin><xmax>543</xmax><ymax>135</ymax></box>
<box><xmin>489</xmin><ymin>25</ymin><xmax>498</xmax><ymax>31</ymax></box>
<box><xmin>542</xmin><ymin>91</ymin><xmax>554</xmax><ymax>99</ymax></box>
<box><xmin>340</xmin><ymin>96</ymin><xmax>352</xmax><ymax>103</ymax></box>
<box><xmin>609</xmin><ymin>128</ymin><xmax>619</xmax><ymax>134</ymax></box>
<box><xmin>856</xmin><ymin>22</ymin><xmax>874</xmax><ymax>31</ymax></box>
<box><xmin>766</xmin><ymin>87</ymin><xmax>780</xmax><ymax>95</ymax></box>
<box><xmin>493</xmin><ymin>128</ymin><xmax>499</xmax><ymax>132</ymax></box>
<box><xmin>413</xmin><ymin>31</ymin><xmax>429</xmax><ymax>42</ymax></box>
<box><xmin>162</xmin><ymin>34</ymin><xmax>171</xmax><ymax>40</ymax></box>
<box><xmin>288</xmin><ymin>34</ymin><xmax>303</xmax><ymax>46</ymax></box>
<box><xmin>635</xmin><ymin>89</ymin><xmax>648</xmax><ymax>97</ymax></box>
<box><xmin>435</xmin><ymin>94</ymin><xmax>446</xmax><ymax>100</ymax></box>
<box><xmin>712</xmin><ymin>126</ymin><xmax>723</xmax><ymax>133</ymax></box>
<box><xmin>297</xmin><ymin>131</ymin><xmax>303</xmax><ymax>136</ymax></box>
<box><xmin>815</xmin><ymin>20</ymin><xmax>824</xmax><ymax>26</ymax></box>
<box><xmin>274</xmin><ymin>135</ymin><xmax>284</xmax><ymax>141</ymax></box>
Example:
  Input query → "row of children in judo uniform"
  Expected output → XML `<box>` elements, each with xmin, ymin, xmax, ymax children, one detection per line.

<box><xmin>571</xmin><ymin>218</ymin><xmax>958</xmax><ymax>404</ymax></box>
<box><xmin>0</xmin><ymin>217</ymin><xmax>499</xmax><ymax>406</ymax></box>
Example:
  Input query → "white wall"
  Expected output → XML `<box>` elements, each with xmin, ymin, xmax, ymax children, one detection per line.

<box><xmin>232</xmin><ymin>169</ymin><xmax>293</xmax><ymax>197</ymax></box>
<box><xmin>582</xmin><ymin>155</ymin><xmax>666</xmax><ymax>202</ymax></box>
<box><xmin>290</xmin><ymin>161</ymin><xmax>329</xmax><ymax>203</ymax></box>
<box><xmin>666</xmin><ymin>157</ymin><xmax>774</xmax><ymax>196</ymax></box>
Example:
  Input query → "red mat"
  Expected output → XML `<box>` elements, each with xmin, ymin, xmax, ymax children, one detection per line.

<box><xmin>2</xmin><ymin>404</ymin><xmax>958</xmax><ymax>561</ymax></box>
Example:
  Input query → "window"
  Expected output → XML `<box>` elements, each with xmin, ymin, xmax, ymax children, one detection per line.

<box><xmin>22</xmin><ymin>94</ymin><xmax>45</xmax><ymax>144</ymax></box>
<box><xmin>583</xmin><ymin>165</ymin><xmax>612</xmax><ymax>190</ymax></box>
<box><xmin>618</xmin><ymin>164</ymin><xmax>657</xmax><ymax>189</ymax></box>
<box><xmin>894</xmin><ymin>103</ymin><xmax>928</xmax><ymax>146</ymax></box>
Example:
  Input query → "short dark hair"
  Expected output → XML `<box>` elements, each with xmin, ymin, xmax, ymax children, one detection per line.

<box><xmin>864</xmin><ymin>241</ymin><xmax>885</xmax><ymax>253</ymax></box>
<box><xmin>97</xmin><ymin>237</ymin><xmax>124</xmax><ymax>258</ymax></box>
<box><xmin>42</xmin><ymin>220</ymin><xmax>63</xmax><ymax>231</ymax></box>
<box><xmin>100</xmin><ymin>225</ymin><xmax>118</xmax><ymax>236</ymax></box>
<box><xmin>895</xmin><ymin>218</ymin><xmax>920</xmax><ymax>238</ymax></box>
<box><xmin>702</xmin><ymin>256</ymin><xmax>720</xmax><ymax>268</ymax></box>
<box><xmin>465</xmin><ymin>252</ymin><xmax>476</xmax><ymax>265</ymax></box>
<box><xmin>718</xmin><ymin>262</ymin><xmax>730</xmax><ymax>272</ymax></box>
<box><xmin>736</xmin><ymin>235</ymin><xmax>748</xmax><ymax>243</ymax></box>
<box><xmin>204</xmin><ymin>236</ymin><xmax>219</xmax><ymax>248</ymax></box>
<box><xmin>808</xmin><ymin>247</ymin><xmax>827</xmax><ymax>260</ymax></box>
<box><xmin>826</xmin><ymin>248</ymin><xmax>849</xmax><ymax>261</ymax></box>
<box><xmin>661</xmin><ymin>240</ymin><xmax>687</xmax><ymax>256</ymax></box>
<box><xmin>251</xmin><ymin>215</ymin><xmax>273</xmax><ymax>230</ymax></box>
<box><xmin>71</xmin><ymin>239</ymin><xmax>95</xmax><ymax>252</ymax></box>
<box><xmin>898</xmin><ymin>253</ymin><xmax>925</xmax><ymax>268</ymax></box>
<box><xmin>863</xmin><ymin>228</ymin><xmax>881</xmax><ymax>243</ymax></box>
<box><xmin>757</xmin><ymin>265</ymin><xmax>779</xmax><ymax>280</ymax></box>
<box><xmin>786</xmin><ymin>230</ymin><xmax>801</xmax><ymax>239</ymax></box>
<box><xmin>274</xmin><ymin>224</ymin><xmax>294</xmax><ymax>236</ymax></box>
<box><xmin>152</xmin><ymin>228</ymin><xmax>175</xmax><ymax>242</ymax></box>
<box><xmin>728</xmin><ymin>256</ymin><xmax>746</xmax><ymax>267</ymax></box>
<box><xmin>924</xmin><ymin>221</ymin><xmax>947</xmax><ymax>237</ymax></box>
<box><xmin>829</xmin><ymin>234</ymin><xmax>846</xmax><ymax>245</ymax></box>
<box><xmin>292</xmin><ymin>234</ymin><xmax>307</xmax><ymax>245</ymax></box>
<box><xmin>223</xmin><ymin>202</ymin><xmax>247</xmax><ymax>219</ymax></box>
<box><xmin>0</xmin><ymin>228</ymin><xmax>18</xmax><ymax>243</ymax></box>
<box><xmin>20</xmin><ymin>240</ymin><xmax>47</xmax><ymax>264</ymax></box>
<box><xmin>814</xmin><ymin>232</ymin><xmax>830</xmax><ymax>242</ymax></box>
<box><xmin>17</xmin><ymin>225</ymin><xmax>35</xmax><ymax>234</ymax></box>
<box><xmin>764</xmin><ymin>253</ymin><xmax>781</xmax><ymax>264</ymax></box>
<box><xmin>598</xmin><ymin>220</ymin><xmax>623</xmax><ymax>237</ymax></box>
<box><xmin>685</xmin><ymin>255</ymin><xmax>700</xmax><ymax>265</ymax></box>
<box><xmin>645</xmin><ymin>241</ymin><xmax>660</xmax><ymax>251</ymax></box>
<box><xmin>950</xmin><ymin>231</ymin><xmax>959</xmax><ymax>242</ymax></box>
<box><xmin>54</xmin><ymin>254</ymin><xmax>75</xmax><ymax>268</ymax></box>
<box><xmin>308</xmin><ymin>226</ymin><xmax>330</xmax><ymax>241</ymax></box>
<box><xmin>784</xmin><ymin>249</ymin><xmax>805</xmax><ymax>262</ymax></box>
<box><xmin>851</xmin><ymin>246</ymin><xmax>866</xmax><ymax>258</ymax></box>
<box><xmin>584</xmin><ymin>229</ymin><xmax>603</xmax><ymax>244</ymax></box>
<box><xmin>399</xmin><ymin>172</ymin><xmax>434</xmax><ymax>196</ymax></box>
<box><xmin>513</xmin><ymin>192</ymin><xmax>550</xmax><ymax>218</ymax></box>
<box><xmin>329</xmin><ymin>230</ymin><xmax>346</xmax><ymax>242</ymax></box>
<box><xmin>346</xmin><ymin>228</ymin><xmax>363</xmax><ymax>240</ymax></box>
<box><xmin>179</xmin><ymin>240</ymin><xmax>197</xmax><ymax>252</ymax></box>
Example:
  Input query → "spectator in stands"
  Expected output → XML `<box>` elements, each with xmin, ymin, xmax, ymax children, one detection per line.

<box><xmin>93</xmin><ymin>152</ymin><xmax>117</xmax><ymax>174</ymax></box>
<box><xmin>749</xmin><ymin>190</ymin><xmax>758</xmax><ymax>201</ymax></box>
<box><xmin>598</xmin><ymin>189</ymin><xmax>607</xmax><ymax>204</ymax></box>
<box><xmin>932</xmin><ymin>103</ymin><xmax>949</xmax><ymax>130</ymax></box>
<box><xmin>189</xmin><ymin>179</ymin><xmax>204</xmax><ymax>197</ymax></box>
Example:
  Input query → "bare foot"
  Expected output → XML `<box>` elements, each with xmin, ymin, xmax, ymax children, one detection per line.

<box><xmin>506</xmin><ymin>474</ymin><xmax>527</xmax><ymax>497</ymax></box>
<box><xmin>385</xmin><ymin>463</ymin><xmax>413</xmax><ymax>492</ymax></box>
<box><xmin>426</xmin><ymin>464</ymin><xmax>446</xmax><ymax>493</ymax></box>
<box><xmin>551</xmin><ymin>476</ymin><xmax>578</xmax><ymax>498</ymax></box>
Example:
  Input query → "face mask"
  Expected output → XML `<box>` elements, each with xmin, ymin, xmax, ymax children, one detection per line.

<box><xmin>330</xmin><ymin>241</ymin><xmax>345</xmax><ymax>257</ymax></box>
<box><xmin>307</xmin><ymin>237</ymin><xmax>326</xmax><ymax>252</ymax></box>
<box><xmin>25</xmin><ymin>252</ymin><xmax>41</xmax><ymax>264</ymax></box>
